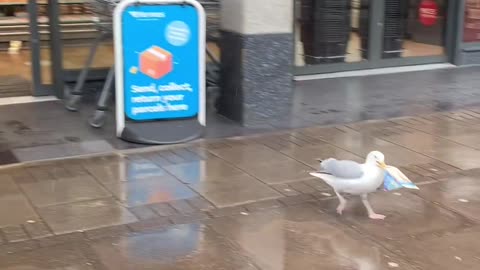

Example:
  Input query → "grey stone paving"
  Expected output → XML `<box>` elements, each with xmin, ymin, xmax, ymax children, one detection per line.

<box><xmin>2</xmin><ymin>106</ymin><xmax>480</xmax><ymax>268</ymax></box>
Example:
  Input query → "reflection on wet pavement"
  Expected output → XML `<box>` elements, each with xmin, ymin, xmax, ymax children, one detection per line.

<box><xmin>163</xmin><ymin>158</ymin><xmax>244</xmax><ymax>184</ymax></box>
<box><xmin>208</xmin><ymin>205</ymin><xmax>414</xmax><ymax>270</ymax></box>
<box><xmin>103</xmin><ymin>175</ymin><xmax>197</xmax><ymax>207</ymax></box>
<box><xmin>92</xmin><ymin>224</ymin><xmax>260</xmax><ymax>270</ymax></box>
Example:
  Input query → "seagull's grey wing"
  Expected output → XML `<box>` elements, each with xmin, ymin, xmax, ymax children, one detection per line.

<box><xmin>320</xmin><ymin>158</ymin><xmax>364</xmax><ymax>179</ymax></box>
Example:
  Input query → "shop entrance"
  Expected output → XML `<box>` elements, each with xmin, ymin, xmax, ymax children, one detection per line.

<box><xmin>0</xmin><ymin>0</ymin><xmax>54</xmax><ymax>97</ymax></box>
<box><xmin>0</xmin><ymin>0</ymin><xmax>107</xmax><ymax>98</ymax></box>
<box><xmin>295</xmin><ymin>0</ymin><xmax>457</xmax><ymax>75</ymax></box>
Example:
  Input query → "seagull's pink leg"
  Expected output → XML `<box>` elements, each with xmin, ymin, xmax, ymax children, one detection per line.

<box><xmin>335</xmin><ymin>191</ymin><xmax>347</xmax><ymax>215</ymax></box>
<box><xmin>361</xmin><ymin>194</ymin><xmax>386</xmax><ymax>220</ymax></box>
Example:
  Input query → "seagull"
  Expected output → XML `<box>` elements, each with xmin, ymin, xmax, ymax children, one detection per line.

<box><xmin>310</xmin><ymin>151</ymin><xmax>387</xmax><ymax>220</ymax></box>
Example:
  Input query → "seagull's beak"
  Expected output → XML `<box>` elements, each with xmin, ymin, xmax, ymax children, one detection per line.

<box><xmin>377</xmin><ymin>161</ymin><xmax>387</xmax><ymax>169</ymax></box>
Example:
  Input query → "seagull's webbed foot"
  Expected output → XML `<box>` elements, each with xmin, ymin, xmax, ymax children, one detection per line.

<box><xmin>368</xmin><ymin>213</ymin><xmax>386</xmax><ymax>220</ymax></box>
<box><xmin>361</xmin><ymin>194</ymin><xmax>386</xmax><ymax>220</ymax></box>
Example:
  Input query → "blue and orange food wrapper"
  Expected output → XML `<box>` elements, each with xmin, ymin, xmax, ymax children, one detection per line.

<box><xmin>383</xmin><ymin>166</ymin><xmax>419</xmax><ymax>191</ymax></box>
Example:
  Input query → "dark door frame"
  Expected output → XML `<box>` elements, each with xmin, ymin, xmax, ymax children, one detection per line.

<box><xmin>294</xmin><ymin>0</ymin><xmax>460</xmax><ymax>76</ymax></box>
<box><xmin>27</xmin><ymin>0</ymin><xmax>53</xmax><ymax>96</ymax></box>
<box><xmin>45</xmin><ymin>0</ymin><xmax>64</xmax><ymax>98</ymax></box>
<box><xmin>27</xmin><ymin>0</ymin><xmax>71</xmax><ymax>97</ymax></box>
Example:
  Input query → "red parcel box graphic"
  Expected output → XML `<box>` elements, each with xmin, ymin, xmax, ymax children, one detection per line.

<box><xmin>139</xmin><ymin>46</ymin><xmax>173</xmax><ymax>79</ymax></box>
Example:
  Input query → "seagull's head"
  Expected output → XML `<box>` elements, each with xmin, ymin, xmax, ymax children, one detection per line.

<box><xmin>366</xmin><ymin>151</ymin><xmax>387</xmax><ymax>169</ymax></box>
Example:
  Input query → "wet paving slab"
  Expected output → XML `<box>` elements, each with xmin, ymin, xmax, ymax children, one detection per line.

<box><xmin>162</xmin><ymin>157</ymin><xmax>245</xmax><ymax>184</ymax></box>
<box><xmin>390</xmin><ymin>226</ymin><xmax>480</xmax><ymax>270</ymax></box>
<box><xmin>442</xmin><ymin>132</ymin><xmax>480</xmax><ymax>150</ymax></box>
<box><xmin>315</xmin><ymin>190</ymin><xmax>472</xmax><ymax>246</ymax></box>
<box><xmin>0</xmin><ymin>242</ymin><xmax>97</xmax><ymax>270</ymax></box>
<box><xmin>37</xmin><ymin>198</ymin><xmax>138</xmax><ymax>234</ymax></box>
<box><xmin>415</xmin><ymin>174</ymin><xmax>480</xmax><ymax>222</ymax></box>
<box><xmin>239</xmin><ymin>160</ymin><xmax>314</xmax><ymax>184</ymax></box>
<box><xmin>191</xmin><ymin>173</ymin><xmax>282</xmax><ymax>208</ymax></box>
<box><xmin>306</xmin><ymin>128</ymin><xmax>436</xmax><ymax>167</ymax></box>
<box><xmin>207</xmin><ymin>144</ymin><xmax>296</xmax><ymax>170</ymax></box>
<box><xmin>0</xmin><ymin>175</ymin><xmax>39</xmax><ymax>227</ymax></box>
<box><xmin>19</xmin><ymin>175</ymin><xmax>111</xmax><ymax>208</ymax></box>
<box><xmin>382</xmin><ymin>132</ymin><xmax>480</xmax><ymax>170</ymax></box>
<box><xmin>279</xmin><ymin>143</ymin><xmax>364</xmax><ymax>168</ymax></box>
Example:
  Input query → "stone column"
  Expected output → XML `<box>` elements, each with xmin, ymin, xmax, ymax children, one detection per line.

<box><xmin>217</xmin><ymin>0</ymin><xmax>294</xmax><ymax>127</ymax></box>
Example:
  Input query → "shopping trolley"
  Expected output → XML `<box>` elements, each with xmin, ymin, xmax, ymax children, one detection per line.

<box><xmin>64</xmin><ymin>0</ymin><xmax>221</xmax><ymax>128</ymax></box>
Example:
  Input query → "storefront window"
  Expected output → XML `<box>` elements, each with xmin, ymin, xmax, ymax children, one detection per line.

<box><xmin>294</xmin><ymin>0</ymin><xmax>449</xmax><ymax>67</ymax></box>
<box><xmin>0</xmin><ymin>0</ymin><xmax>35</xmax><ymax>94</ymax></box>
<box><xmin>464</xmin><ymin>0</ymin><xmax>480</xmax><ymax>42</ymax></box>
<box><xmin>294</xmin><ymin>0</ymin><xmax>367</xmax><ymax>66</ymax></box>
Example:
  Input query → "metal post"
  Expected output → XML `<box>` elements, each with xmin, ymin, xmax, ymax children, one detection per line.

<box><xmin>452</xmin><ymin>0</ymin><xmax>465</xmax><ymax>65</ymax></box>
<box><xmin>47</xmin><ymin>0</ymin><xmax>64</xmax><ymax>98</ymax></box>
<box><xmin>369</xmin><ymin>0</ymin><xmax>384</xmax><ymax>62</ymax></box>
<box><xmin>27</xmin><ymin>0</ymin><xmax>43</xmax><ymax>95</ymax></box>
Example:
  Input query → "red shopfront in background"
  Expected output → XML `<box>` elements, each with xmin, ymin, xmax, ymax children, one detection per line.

<box><xmin>464</xmin><ymin>0</ymin><xmax>480</xmax><ymax>42</ymax></box>
<box><xmin>419</xmin><ymin>0</ymin><xmax>439</xmax><ymax>26</ymax></box>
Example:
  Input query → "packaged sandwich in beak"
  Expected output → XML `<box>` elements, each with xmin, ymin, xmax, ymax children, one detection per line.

<box><xmin>383</xmin><ymin>165</ymin><xmax>419</xmax><ymax>191</ymax></box>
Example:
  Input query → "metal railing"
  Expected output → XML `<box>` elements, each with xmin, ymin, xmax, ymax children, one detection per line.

<box><xmin>89</xmin><ymin>0</ymin><xmax>220</xmax><ymax>40</ymax></box>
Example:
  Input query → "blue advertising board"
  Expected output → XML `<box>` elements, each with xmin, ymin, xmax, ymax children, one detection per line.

<box><xmin>121</xmin><ymin>4</ymin><xmax>200</xmax><ymax>121</ymax></box>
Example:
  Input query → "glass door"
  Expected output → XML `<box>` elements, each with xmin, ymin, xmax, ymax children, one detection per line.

<box><xmin>381</xmin><ymin>0</ymin><xmax>448</xmax><ymax>60</ymax></box>
<box><xmin>294</xmin><ymin>0</ymin><xmax>455</xmax><ymax>75</ymax></box>
<box><xmin>0</xmin><ymin>0</ymin><xmax>50</xmax><ymax>97</ymax></box>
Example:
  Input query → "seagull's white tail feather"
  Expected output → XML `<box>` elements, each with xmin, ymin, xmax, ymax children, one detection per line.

<box><xmin>309</xmin><ymin>172</ymin><xmax>337</xmax><ymax>188</ymax></box>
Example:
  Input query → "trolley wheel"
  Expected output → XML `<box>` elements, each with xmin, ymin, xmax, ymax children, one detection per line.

<box><xmin>64</xmin><ymin>85</ymin><xmax>72</xmax><ymax>98</ymax></box>
<box><xmin>65</xmin><ymin>95</ymin><xmax>82</xmax><ymax>112</ymax></box>
<box><xmin>89</xmin><ymin>110</ymin><xmax>107</xmax><ymax>128</ymax></box>
<box><xmin>206</xmin><ymin>63</ymin><xmax>220</xmax><ymax>86</ymax></box>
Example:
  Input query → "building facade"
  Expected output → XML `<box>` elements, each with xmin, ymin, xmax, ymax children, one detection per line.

<box><xmin>0</xmin><ymin>0</ymin><xmax>479</xmax><ymax>101</ymax></box>
<box><xmin>217</xmin><ymin>0</ymin><xmax>480</xmax><ymax>126</ymax></box>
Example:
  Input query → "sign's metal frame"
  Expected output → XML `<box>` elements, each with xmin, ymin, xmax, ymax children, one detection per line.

<box><xmin>113</xmin><ymin>0</ymin><xmax>206</xmax><ymax>137</ymax></box>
